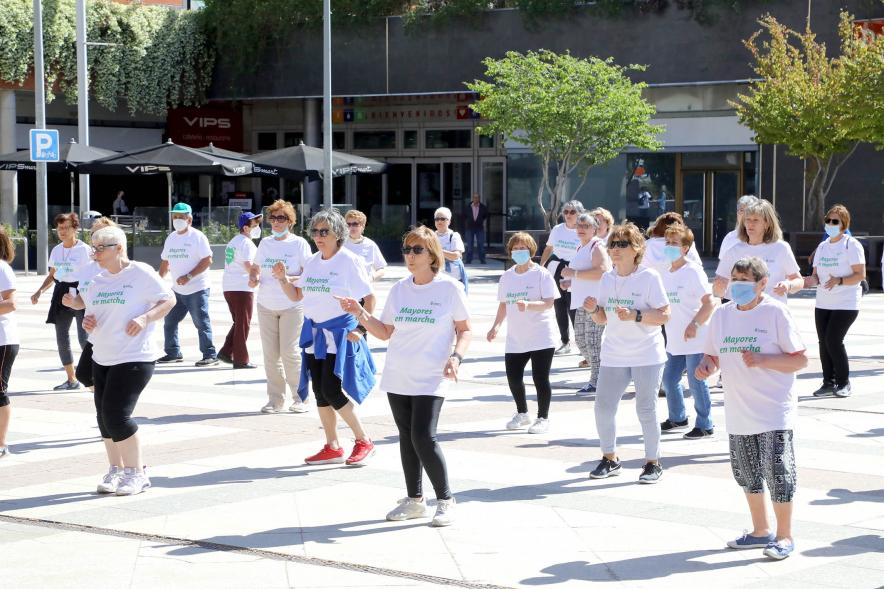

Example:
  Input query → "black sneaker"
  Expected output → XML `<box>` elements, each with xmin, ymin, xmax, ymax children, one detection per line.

<box><xmin>233</xmin><ymin>362</ymin><xmax>258</xmax><ymax>369</ymax></box>
<box><xmin>157</xmin><ymin>354</ymin><xmax>184</xmax><ymax>364</ymax></box>
<box><xmin>660</xmin><ymin>418</ymin><xmax>689</xmax><ymax>432</ymax></box>
<box><xmin>812</xmin><ymin>383</ymin><xmax>835</xmax><ymax>397</ymax></box>
<box><xmin>589</xmin><ymin>457</ymin><xmax>621</xmax><ymax>479</ymax></box>
<box><xmin>195</xmin><ymin>357</ymin><xmax>220</xmax><ymax>367</ymax></box>
<box><xmin>53</xmin><ymin>380</ymin><xmax>81</xmax><ymax>391</ymax></box>
<box><xmin>658</xmin><ymin>388</ymin><xmax>666</xmax><ymax>398</ymax></box>
<box><xmin>578</xmin><ymin>383</ymin><xmax>596</xmax><ymax>394</ymax></box>
<box><xmin>217</xmin><ymin>352</ymin><xmax>233</xmax><ymax>365</ymax></box>
<box><xmin>683</xmin><ymin>427</ymin><xmax>714</xmax><ymax>439</ymax></box>
<box><xmin>833</xmin><ymin>382</ymin><xmax>852</xmax><ymax>398</ymax></box>
<box><xmin>638</xmin><ymin>462</ymin><xmax>663</xmax><ymax>484</ymax></box>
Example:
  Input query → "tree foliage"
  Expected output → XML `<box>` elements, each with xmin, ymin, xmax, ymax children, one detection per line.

<box><xmin>0</xmin><ymin>0</ymin><xmax>213</xmax><ymax>116</ymax></box>
<box><xmin>732</xmin><ymin>12</ymin><xmax>884</xmax><ymax>229</ymax></box>
<box><xmin>466</xmin><ymin>50</ymin><xmax>662</xmax><ymax>228</ymax></box>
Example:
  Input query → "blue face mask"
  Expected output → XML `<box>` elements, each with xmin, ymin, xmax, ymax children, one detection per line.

<box><xmin>663</xmin><ymin>245</ymin><xmax>683</xmax><ymax>262</ymax></box>
<box><xmin>730</xmin><ymin>281</ymin><xmax>758</xmax><ymax>305</ymax></box>
<box><xmin>271</xmin><ymin>228</ymin><xmax>289</xmax><ymax>238</ymax></box>
<box><xmin>824</xmin><ymin>224</ymin><xmax>841</xmax><ymax>238</ymax></box>
<box><xmin>511</xmin><ymin>250</ymin><xmax>531</xmax><ymax>265</ymax></box>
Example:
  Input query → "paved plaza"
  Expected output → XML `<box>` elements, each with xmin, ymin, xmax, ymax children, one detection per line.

<box><xmin>1</xmin><ymin>264</ymin><xmax>882</xmax><ymax>589</ymax></box>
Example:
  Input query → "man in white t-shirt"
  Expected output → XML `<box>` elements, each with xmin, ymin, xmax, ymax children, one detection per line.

<box><xmin>157</xmin><ymin>203</ymin><xmax>218</xmax><ymax>366</ymax></box>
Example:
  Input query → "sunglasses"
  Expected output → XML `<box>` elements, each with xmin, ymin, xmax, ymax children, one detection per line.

<box><xmin>269</xmin><ymin>215</ymin><xmax>290</xmax><ymax>223</ymax></box>
<box><xmin>401</xmin><ymin>245</ymin><xmax>426</xmax><ymax>255</ymax></box>
<box><xmin>562</xmin><ymin>210</ymin><xmax>577</xmax><ymax>215</ymax></box>
<box><xmin>824</xmin><ymin>218</ymin><xmax>841</xmax><ymax>225</ymax></box>
<box><xmin>576</xmin><ymin>223</ymin><xmax>593</xmax><ymax>229</ymax></box>
<box><xmin>434</xmin><ymin>217</ymin><xmax>449</xmax><ymax>222</ymax></box>
<box><xmin>311</xmin><ymin>228</ymin><xmax>331</xmax><ymax>237</ymax></box>
<box><xmin>346</xmin><ymin>222</ymin><xmax>362</xmax><ymax>227</ymax></box>
<box><xmin>608</xmin><ymin>240</ymin><xmax>631</xmax><ymax>249</ymax></box>
<box><xmin>91</xmin><ymin>243</ymin><xmax>118</xmax><ymax>253</ymax></box>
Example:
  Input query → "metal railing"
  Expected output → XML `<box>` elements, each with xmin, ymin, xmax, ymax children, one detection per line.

<box><xmin>10</xmin><ymin>236</ymin><xmax>29</xmax><ymax>275</ymax></box>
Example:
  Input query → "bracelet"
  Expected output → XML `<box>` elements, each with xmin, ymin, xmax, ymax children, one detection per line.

<box><xmin>589</xmin><ymin>305</ymin><xmax>601</xmax><ymax>315</ymax></box>
<box><xmin>450</xmin><ymin>352</ymin><xmax>463</xmax><ymax>363</ymax></box>
<box><xmin>839</xmin><ymin>277</ymin><xmax>844</xmax><ymax>286</ymax></box>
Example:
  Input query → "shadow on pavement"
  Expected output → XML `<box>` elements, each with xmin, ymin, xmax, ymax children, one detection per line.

<box><xmin>810</xmin><ymin>488</ymin><xmax>884</xmax><ymax>506</ymax></box>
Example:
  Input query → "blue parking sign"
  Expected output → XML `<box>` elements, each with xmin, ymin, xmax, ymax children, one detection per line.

<box><xmin>29</xmin><ymin>129</ymin><xmax>60</xmax><ymax>162</ymax></box>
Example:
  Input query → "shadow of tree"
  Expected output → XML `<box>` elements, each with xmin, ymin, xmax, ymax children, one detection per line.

<box><xmin>810</xmin><ymin>488</ymin><xmax>884</xmax><ymax>506</ymax></box>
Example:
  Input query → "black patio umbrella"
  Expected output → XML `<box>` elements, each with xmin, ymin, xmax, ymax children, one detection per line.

<box><xmin>251</xmin><ymin>142</ymin><xmax>386</xmax><ymax>180</ymax></box>
<box><xmin>0</xmin><ymin>139</ymin><xmax>118</xmax><ymax>212</ymax></box>
<box><xmin>80</xmin><ymin>140</ymin><xmax>254</xmax><ymax>228</ymax></box>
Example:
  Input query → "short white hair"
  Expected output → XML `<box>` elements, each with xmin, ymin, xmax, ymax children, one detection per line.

<box><xmin>434</xmin><ymin>207</ymin><xmax>452</xmax><ymax>220</ymax></box>
<box><xmin>90</xmin><ymin>226</ymin><xmax>127</xmax><ymax>258</ymax></box>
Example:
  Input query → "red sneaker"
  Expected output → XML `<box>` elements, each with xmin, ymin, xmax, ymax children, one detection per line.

<box><xmin>345</xmin><ymin>439</ymin><xmax>375</xmax><ymax>466</ymax></box>
<box><xmin>304</xmin><ymin>444</ymin><xmax>345</xmax><ymax>465</ymax></box>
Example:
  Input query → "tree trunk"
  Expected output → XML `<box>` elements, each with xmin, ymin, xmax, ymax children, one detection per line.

<box><xmin>804</xmin><ymin>157</ymin><xmax>826</xmax><ymax>231</ymax></box>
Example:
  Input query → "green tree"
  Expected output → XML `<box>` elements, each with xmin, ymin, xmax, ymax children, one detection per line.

<box><xmin>466</xmin><ymin>50</ymin><xmax>662</xmax><ymax>228</ymax></box>
<box><xmin>732</xmin><ymin>12</ymin><xmax>884</xmax><ymax>230</ymax></box>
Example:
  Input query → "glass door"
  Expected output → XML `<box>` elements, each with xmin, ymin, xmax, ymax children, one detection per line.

<box><xmin>711</xmin><ymin>171</ymin><xmax>740</xmax><ymax>255</ymax></box>
<box><xmin>442</xmin><ymin>161</ymin><xmax>471</xmax><ymax>230</ymax></box>
<box><xmin>682</xmin><ymin>171</ymin><xmax>706</xmax><ymax>253</ymax></box>
<box><xmin>481</xmin><ymin>159</ymin><xmax>505</xmax><ymax>246</ymax></box>
<box><xmin>680</xmin><ymin>170</ymin><xmax>740</xmax><ymax>255</ymax></box>
<box><xmin>417</xmin><ymin>163</ymin><xmax>442</xmax><ymax>229</ymax></box>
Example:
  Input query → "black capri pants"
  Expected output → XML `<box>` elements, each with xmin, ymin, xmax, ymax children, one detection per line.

<box><xmin>93</xmin><ymin>361</ymin><xmax>155</xmax><ymax>442</ymax></box>
<box><xmin>0</xmin><ymin>344</ymin><xmax>20</xmax><ymax>407</ymax></box>
<box><xmin>306</xmin><ymin>353</ymin><xmax>350</xmax><ymax>410</ymax></box>
<box><xmin>75</xmin><ymin>342</ymin><xmax>94</xmax><ymax>388</ymax></box>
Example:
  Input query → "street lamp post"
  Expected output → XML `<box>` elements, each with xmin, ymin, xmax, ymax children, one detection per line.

<box><xmin>33</xmin><ymin>0</ymin><xmax>49</xmax><ymax>274</ymax></box>
<box><xmin>322</xmin><ymin>0</ymin><xmax>333</xmax><ymax>208</ymax></box>
<box><xmin>76</xmin><ymin>0</ymin><xmax>91</xmax><ymax>216</ymax></box>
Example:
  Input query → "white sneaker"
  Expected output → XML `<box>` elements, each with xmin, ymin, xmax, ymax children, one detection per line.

<box><xmin>260</xmin><ymin>403</ymin><xmax>283</xmax><ymax>414</ymax></box>
<box><xmin>96</xmin><ymin>465</ymin><xmax>124</xmax><ymax>494</ymax></box>
<box><xmin>528</xmin><ymin>418</ymin><xmax>549</xmax><ymax>434</ymax></box>
<box><xmin>289</xmin><ymin>400</ymin><xmax>309</xmax><ymax>413</ymax></box>
<box><xmin>431</xmin><ymin>497</ymin><xmax>456</xmax><ymax>527</ymax></box>
<box><xmin>115</xmin><ymin>467</ymin><xmax>151</xmax><ymax>496</ymax></box>
<box><xmin>506</xmin><ymin>412</ymin><xmax>532</xmax><ymax>430</ymax></box>
<box><xmin>385</xmin><ymin>497</ymin><xmax>428</xmax><ymax>521</ymax></box>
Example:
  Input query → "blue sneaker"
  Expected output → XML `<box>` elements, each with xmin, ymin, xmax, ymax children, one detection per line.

<box><xmin>763</xmin><ymin>539</ymin><xmax>795</xmax><ymax>560</ymax></box>
<box><xmin>726</xmin><ymin>530</ymin><xmax>776</xmax><ymax>549</ymax></box>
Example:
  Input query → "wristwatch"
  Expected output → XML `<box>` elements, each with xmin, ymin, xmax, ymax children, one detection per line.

<box><xmin>691</xmin><ymin>320</ymin><xmax>701</xmax><ymax>328</ymax></box>
<box><xmin>634</xmin><ymin>309</ymin><xmax>643</xmax><ymax>323</ymax></box>
<box><xmin>186</xmin><ymin>273</ymin><xmax>193</xmax><ymax>280</ymax></box>
<box><xmin>450</xmin><ymin>352</ymin><xmax>463</xmax><ymax>363</ymax></box>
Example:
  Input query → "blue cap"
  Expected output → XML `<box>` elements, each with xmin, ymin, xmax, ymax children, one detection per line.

<box><xmin>238</xmin><ymin>211</ymin><xmax>263</xmax><ymax>229</ymax></box>
<box><xmin>170</xmin><ymin>202</ymin><xmax>192</xmax><ymax>214</ymax></box>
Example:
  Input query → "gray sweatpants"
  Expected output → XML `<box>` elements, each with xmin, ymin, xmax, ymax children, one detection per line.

<box><xmin>594</xmin><ymin>363</ymin><xmax>665</xmax><ymax>461</ymax></box>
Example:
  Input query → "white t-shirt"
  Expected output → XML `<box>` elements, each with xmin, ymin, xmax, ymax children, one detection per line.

<box><xmin>161</xmin><ymin>227</ymin><xmax>213</xmax><ymax>295</ymax></box>
<box><xmin>49</xmin><ymin>240</ymin><xmax>92</xmax><ymax>283</ymax></box>
<box><xmin>254</xmin><ymin>235</ymin><xmax>312</xmax><ymax>311</ymax></box>
<box><xmin>0</xmin><ymin>261</ymin><xmax>19</xmax><ymax>346</ymax></box>
<box><xmin>642</xmin><ymin>237</ymin><xmax>702</xmax><ymax>274</ymax></box>
<box><xmin>380</xmin><ymin>273</ymin><xmax>470</xmax><ymax>397</ymax></box>
<box><xmin>661</xmin><ymin>261</ymin><xmax>711</xmax><ymax>356</ymax></box>
<box><xmin>299</xmin><ymin>248</ymin><xmax>373</xmax><ymax>355</ymax></box>
<box><xmin>71</xmin><ymin>261</ymin><xmax>102</xmax><ymax>299</ymax></box>
<box><xmin>569</xmin><ymin>238</ymin><xmax>609</xmax><ymax>310</ymax></box>
<box><xmin>813</xmin><ymin>236</ymin><xmax>865</xmax><ymax>311</ymax></box>
<box><xmin>436</xmin><ymin>230</ymin><xmax>465</xmax><ymax>281</ymax></box>
<box><xmin>704</xmin><ymin>296</ymin><xmax>805</xmax><ymax>435</ymax></box>
<box><xmin>497</xmin><ymin>264</ymin><xmax>560</xmax><ymax>353</ymax></box>
<box><xmin>718</xmin><ymin>229</ymin><xmax>741</xmax><ymax>260</ymax></box>
<box><xmin>222</xmin><ymin>234</ymin><xmax>258</xmax><ymax>292</ymax></box>
<box><xmin>344</xmin><ymin>237</ymin><xmax>387</xmax><ymax>277</ymax></box>
<box><xmin>596</xmin><ymin>266</ymin><xmax>669</xmax><ymax>367</ymax></box>
<box><xmin>547</xmin><ymin>223</ymin><xmax>580</xmax><ymax>262</ymax></box>
<box><xmin>715</xmin><ymin>240</ymin><xmax>800</xmax><ymax>303</ymax></box>
<box><xmin>85</xmin><ymin>261</ymin><xmax>174</xmax><ymax>365</ymax></box>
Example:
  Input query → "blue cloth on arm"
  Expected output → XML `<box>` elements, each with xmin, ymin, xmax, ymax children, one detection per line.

<box><xmin>298</xmin><ymin>312</ymin><xmax>377</xmax><ymax>403</ymax></box>
<box><xmin>444</xmin><ymin>258</ymin><xmax>469</xmax><ymax>294</ymax></box>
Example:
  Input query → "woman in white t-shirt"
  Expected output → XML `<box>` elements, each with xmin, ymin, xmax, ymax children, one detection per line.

<box><xmin>0</xmin><ymin>228</ymin><xmax>20</xmax><ymax>459</ymax></box>
<box><xmin>561</xmin><ymin>213</ymin><xmax>611</xmax><ymax>393</ymax></box>
<box><xmin>643</xmin><ymin>212</ymin><xmax>703</xmax><ymax>273</ymax></box>
<box><xmin>344</xmin><ymin>209</ymin><xmax>387</xmax><ymax>282</ymax></box>
<box><xmin>30</xmin><ymin>212</ymin><xmax>92</xmax><ymax>390</ymax></box>
<box><xmin>590</xmin><ymin>207</ymin><xmax>614</xmax><ymax>247</ymax></box>
<box><xmin>540</xmin><ymin>200</ymin><xmax>584</xmax><ymax>355</ymax></box>
<box><xmin>248</xmin><ymin>200</ymin><xmax>312</xmax><ymax>414</ymax></box>
<box><xmin>803</xmin><ymin>205</ymin><xmax>866</xmax><ymax>399</ymax></box>
<box><xmin>583</xmin><ymin>223</ymin><xmax>670</xmax><ymax>484</ymax></box>
<box><xmin>696</xmin><ymin>256</ymin><xmax>807</xmax><ymax>560</ymax></box>
<box><xmin>658</xmin><ymin>224</ymin><xmax>717</xmax><ymax>439</ymax></box>
<box><xmin>81</xmin><ymin>226</ymin><xmax>175</xmax><ymax>496</ymax></box>
<box><xmin>339</xmin><ymin>226</ymin><xmax>471</xmax><ymax>527</ymax></box>
<box><xmin>219</xmin><ymin>212</ymin><xmax>261</xmax><ymax>369</ymax></box>
<box><xmin>718</xmin><ymin>195</ymin><xmax>759</xmax><ymax>262</ymax></box>
<box><xmin>487</xmin><ymin>232</ymin><xmax>559</xmax><ymax>433</ymax></box>
<box><xmin>433</xmin><ymin>207</ymin><xmax>468</xmax><ymax>292</ymax></box>
<box><xmin>714</xmin><ymin>199</ymin><xmax>802</xmax><ymax>303</ymax></box>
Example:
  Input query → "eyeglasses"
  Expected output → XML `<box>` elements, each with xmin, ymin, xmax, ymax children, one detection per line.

<box><xmin>90</xmin><ymin>243</ymin><xmax>118</xmax><ymax>253</ymax></box>
<box><xmin>824</xmin><ymin>218</ymin><xmax>841</xmax><ymax>225</ymax></box>
<box><xmin>576</xmin><ymin>223</ymin><xmax>592</xmax><ymax>229</ymax></box>
<box><xmin>311</xmin><ymin>228</ymin><xmax>331</xmax><ymax>237</ymax></box>
<box><xmin>268</xmin><ymin>215</ymin><xmax>290</xmax><ymax>223</ymax></box>
<box><xmin>401</xmin><ymin>245</ymin><xmax>426</xmax><ymax>255</ymax></box>
<box><xmin>562</xmin><ymin>210</ymin><xmax>577</xmax><ymax>216</ymax></box>
<box><xmin>434</xmin><ymin>217</ymin><xmax>449</xmax><ymax>222</ymax></box>
<box><xmin>346</xmin><ymin>222</ymin><xmax>362</xmax><ymax>227</ymax></box>
<box><xmin>608</xmin><ymin>240</ymin><xmax>631</xmax><ymax>249</ymax></box>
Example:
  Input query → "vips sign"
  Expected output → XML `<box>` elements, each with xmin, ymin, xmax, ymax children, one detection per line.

<box><xmin>166</xmin><ymin>106</ymin><xmax>243</xmax><ymax>151</ymax></box>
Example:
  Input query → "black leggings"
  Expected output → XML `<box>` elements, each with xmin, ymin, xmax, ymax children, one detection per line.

<box><xmin>546</xmin><ymin>258</ymin><xmax>575</xmax><ymax>344</ymax></box>
<box><xmin>75</xmin><ymin>342</ymin><xmax>94</xmax><ymax>388</ymax></box>
<box><xmin>505</xmin><ymin>348</ymin><xmax>555</xmax><ymax>419</ymax></box>
<box><xmin>306</xmin><ymin>353</ymin><xmax>350</xmax><ymax>410</ymax></box>
<box><xmin>387</xmin><ymin>393</ymin><xmax>450</xmax><ymax>500</ymax></box>
<box><xmin>0</xmin><ymin>345</ymin><xmax>20</xmax><ymax>407</ymax></box>
<box><xmin>814</xmin><ymin>308</ymin><xmax>859</xmax><ymax>387</ymax></box>
<box><xmin>93</xmin><ymin>361</ymin><xmax>155</xmax><ymax>442</ymax></box>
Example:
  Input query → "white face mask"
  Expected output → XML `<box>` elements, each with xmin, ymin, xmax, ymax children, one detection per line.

<box><xmin>249</xmin><ymin>226</ymin><xmax>261</xmax><ymax>239</ymax></box>
<box><xmin>172</xmin><ymin>218</ymin><xmax>188</xmax><ymax>232</ymax></box>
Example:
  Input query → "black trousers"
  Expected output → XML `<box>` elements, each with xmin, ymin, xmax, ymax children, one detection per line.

<box><xmin>306</xmin><ymin>353</ymin><xmax>349</xmax><ymax>410</ymax></box>
<box><xmin>814</xmin><ymin>308</ymin><xmax>859</xmax><ymax>387</ymax></box>
<box><xmin>505</xmin><ymin>348</ymin><xmax>555</xmax><ymax>419</ymax></box>
<box><xmin>93</xmin><ymin>361</ymin><xmax>155</xmax><ymax>441</ymax></box>
<box><xmin>75</xmin><ymin>342</ymin><xmax>94</xmax><ymax>388</ymax></box>
<box><xmin>0</xmin><ymin>344</ymin><xmax>19</xmax><ymax>407</ymax></box>
<box><xmin>546</xmin><ymin>258</ymin><xmax>575</xmax><ymax>344</ymax></box>
<box><xmin>387</xmin><ymin>392</ymin><xmax>450</xmax><ymax>500</ymax></box>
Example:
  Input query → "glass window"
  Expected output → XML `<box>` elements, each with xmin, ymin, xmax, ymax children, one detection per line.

<box><xmin>403</xmin><ymin>130</ymin><xmax>418</xmax><ymax>149</ymax></box>
<box><xmin>425</xmin><ymin>129</ymin><xmax>471</xmax><ymax>149</ymax></box>
<box><xmin>322</xmin><ymin>132</ymin><xmax>346</xmax><ymax>150</ymax></box>
<box><xmin>283</xmin><ymin>132</ymin><xmax>304</xmax><ymax>147</ymax></box>
<box><xmin>479</xmin><ymin>134</ymin><xmax>495</xmax><ymax>149</ymax></box>
<box><xmin>256</xmin><ymin>132</ymin><xmax>277</xmax><ymax>151</ymax></box>
<box><xmin>353</xmin><ymin>131</ymin><xmax>396</xmax><ymax>150</ymax></box>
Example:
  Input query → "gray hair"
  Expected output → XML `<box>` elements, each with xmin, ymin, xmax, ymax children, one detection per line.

<box><xmin>434</xmin><ymin>207</ymin><xmax>452</xmax><ymax>221</ymax></box>
<box><xmin>576</xmin><ymin>212</ymin><xmax>598</xmax><ymax>229</ymax></box>
<box><xmin>309</xmin><ymin>208</ymin><xmax>348</xmax><ymax>247</ymax></box>
<box><xmin>735</xmin><ymin>195</ymin><xmax>759</xmax><ymax>230</ymax></box>
<box><xmin>731</xmin><ymin>256</ymin><xmax>770</xmax><ymax>282</ymax></box>
<box><xmin>562</xmin><ymin>200</ymin><xmax>585</xmax><ymax>215</ymax></box>
<box><xmin>90</xmin><ymin>226</ymin><xmax>128</xmax><ymax>258</ymax></box>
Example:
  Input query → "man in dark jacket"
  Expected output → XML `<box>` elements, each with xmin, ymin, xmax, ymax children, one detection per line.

<box><xmin>463</xmin><ymin>192</ymin><xmax>488</xmax><ymax>264</ymax></box>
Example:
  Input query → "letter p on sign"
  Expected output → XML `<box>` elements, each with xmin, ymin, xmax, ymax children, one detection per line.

<box><xmin>29</xmin><ymin>129</ymin><xmax>60</xmax><ymax>162</ymax></box>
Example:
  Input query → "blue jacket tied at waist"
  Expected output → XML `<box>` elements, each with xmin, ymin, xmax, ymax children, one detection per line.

<box><xmin>444</xmin><ymin>258</ymin><xmax>469</xmax><ymax>294</ymax></box>
<box><xmin>298</xmin><ymin>312</ymin><xmax>376</xmax><ymax>403</ymax></box>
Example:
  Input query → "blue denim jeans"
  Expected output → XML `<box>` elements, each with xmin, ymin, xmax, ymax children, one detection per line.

<box><xmin>163</xmin><ymin>289</ymin><xmax>216</xmax><ymax>359</ymax></box>
<box><xmin>662</xmin><ymin>352</ymin><xmax>712</xmax><ymax>430</ymax></box>
<box><xmin>464</xmin><ymin>228</ymin><xmax>485</xmax><ymax>263</ymax></box>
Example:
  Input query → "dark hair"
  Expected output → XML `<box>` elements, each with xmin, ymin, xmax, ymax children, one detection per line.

<box><xmin>54</xmin><ymin>212</ymin><xmax>80</xmax><ymax>229</ymax></box>
<box><xmin>648</xmin><ymin>212</ymin><xmax>684</xmax><ymax>238</ymax></box>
